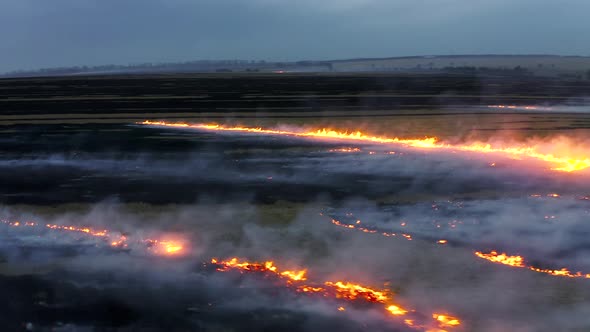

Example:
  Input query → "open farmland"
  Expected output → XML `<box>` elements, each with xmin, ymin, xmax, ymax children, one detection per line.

<box><xmin>1</xmin><ymin>73</ymin><xmax>590</xmax><ymax>331</ymax></box>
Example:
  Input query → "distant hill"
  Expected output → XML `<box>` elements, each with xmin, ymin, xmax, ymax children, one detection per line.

<box><xmin>3</xmin><ymin>55</ymin><xmax>590</xmax><ymax>79</ymax></box>
<box><xmin>330</xmin><ymin>55</ymin><xmax>590</xmax><ymax>78</ymax></box>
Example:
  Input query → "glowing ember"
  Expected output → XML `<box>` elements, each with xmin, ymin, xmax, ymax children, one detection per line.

<box><xmin>110</xmin><ymin>236</ymin><xmax>128</xmax><ymax>248</ymax></box>
<box><xmin>45</xmin><ymin>223</ymin><xmax>109</xmax><ymax>237</ymax></box>
<box><xmin>487</xmin><ymin>104</ymin><xmax>554</xmax><ymax>112</ymax></box>
<box><xmin>42</xmin><ymin>223</ymin><xmax>129</xmax><ymax>247</ymax></box>
<box><xmin>212</xmin><ymin>257</ymin><xmax>307</xmax><ymax>282</ymax></box>
<box><xmin>474</xmin><ymin>251</ymin><xmax>525</xmax><ymax>267</ymax></box>
<box><xmin>488</xmin><ymin>105</ymin><xmax>542</xmax><ymax>110</ymax></box>
<box><xmin>299</xmin><ymin>286</ymin><xmax>325</xmax><ymax>293</ymax></box>
<box><xmin>3</xmin><ymin>220</ymin><xmax>36</xmax><ymax>227</ymax></box>
<box><xmin>328</xmin><ymin>147</ymin><xmax>361</xmax><ymax>153</ymax></box>
<box><xmin>3</xmin><ymin>219</ymin><xmax>462</xmax><ymax>330</ymax></box>
<box><xmin>1</xmin><ymin>219</ymin><xmax>190</xmax><ymax>256</ymax></box>
<box><xmin>475</xmin><ymin>251</ymin><xmax>590</xmax><ymax>279</ymax></box>
<box><xmin>146</xmin><ymin>239</ymin><xmax>185</xmax><ymax>255</ymax></box>
<box><xmin>281</xmin><ymin>270</ymin><xmax>307</xmax><ymax>281</ymax></box>
<box><xmin>329</xmin><ymin>216</ymin><xmax>590</xmax><ymax>281</ymax></box>
<box><xmin>140</xmin><ymin>121</ymin><xmax>590</xmax><ymax>172</ymax></box>
<box><xmin>210</xmin><ymin>257</ymin><xmax>461</xmax><ymax>330</ymax></box>
<box><xmin>324</xmin><ymin>281</ymin><xmax>389</xmax><ymax>303</ymax></box>
<box><xmin>331</xmin><ymin>218</ymin><xmax>425</xmax><ymax>243</ymax></box>
<box><xmin>331</xmin><ymin>219</ymin><xmax>410</xmax><ymax>241</ymax></box>
<box><xmin>433</xmin><ymin>314</ymin><xmax>461</xmax><ymax>327</ymax></box>
<box><xmin>386</xmin><ymin>305</ymin><xmax>409</xmax><ymax>316</ymax></box>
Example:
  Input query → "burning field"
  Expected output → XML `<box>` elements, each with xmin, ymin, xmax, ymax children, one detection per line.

<box><xmin>140</xmin><ymin>120</ymin><xmax>590</xmax><ymax>172</ymax></box>
<box><xmin>2</xmin><ymin>74</ymin><xmax>590</xmax><ymax>331</ymax></box>
<box><xmin>1</xmin><ymin>119</ymin><xmax>589</xmax><ymax>331</ymax></box>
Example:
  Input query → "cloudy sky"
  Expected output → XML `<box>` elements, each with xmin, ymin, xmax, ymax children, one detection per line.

<box><xmin>1</xmin><ymin>0</ymin><xmax>589</xmax><ymax>72</ymax></box>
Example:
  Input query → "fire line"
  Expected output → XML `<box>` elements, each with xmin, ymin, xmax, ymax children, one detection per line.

<box><xmin>2</xmin><ymin>219</ymin><xmax>463</xmax><ymax>330</ymax></box>
<box><xmin>475</xmin><ymin>251</ymin><xmax>590</xmax><ymax>279</ymax></box>
<box><xmin>2</xmin><ymin>219</ymin><xmax>185</xmax><ymax>257</ymax></box>
<box><xmin>211</xmin><ymin>257</ymin><xmax>461</xmax><ymax>331</ymax></box>
<box><xmin>328</xmin><ymin>216</ymin><xmax>590</xmax><ymax>280</ymax></box>
<box><xmin>139</xmin><ymin>121</ymin><xmax>590</xmax><ymax>172</ymax></box>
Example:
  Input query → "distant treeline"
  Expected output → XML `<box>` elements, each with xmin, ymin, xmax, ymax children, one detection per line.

<box><xmin>2</xmin><ymin>60</ymin><xmax>332</xmax><ymax>77</ymax></box>
<box><xmin>442</xmin><ymin>66</ymin><xmax>532</xmax><ymax>75</ymax></box>
<box><xmin>3</xmin><ymin>62</ymin><xmax>535</xmax><ymax>78</ymax></box>
<box><xmin>4</xmin><ymin>56</ymin><xmax>590</xmax><ymax>79</ymax></box>
<box><xmin>443</xmin><ymin>66</ymin><xmax>590</xmax><ymax>79</ymax></box>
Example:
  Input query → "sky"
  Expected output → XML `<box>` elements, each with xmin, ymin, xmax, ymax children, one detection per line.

<box><xmin>1</xmin><ymin>0</ymin><xmax>589</xmax><ymax>72</ymax></box>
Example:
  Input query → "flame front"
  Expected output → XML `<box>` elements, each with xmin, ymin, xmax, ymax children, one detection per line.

<box><xmin>329</xmin><ymin>216</ymin><xmax>590</xmax><ymax>281</ymax></box>
<box><xmin>45</xmin><ymin>223</ymin><xmax>109</xmax><ymax>237</ymax></box>
<box><xmin>331</xmin><ymin>218</ymin><xmax>417</xmax><ymax>243</ymax></box>
<box><xmin>2</xmin><ymin>219</ymin><xmax>186</xmax><ymax>256</ymax></box>
<box><xmin>140</xmin><ymin>121</ymin><xmax>590</xmax><ymax>172</ymax></box>
<box><xmin>145</xmin><ymin>239</ymin><xmax>185</xmax><ymax>255</ymax></box>
<box><xmin>3</xmin><ymin>219</ymin><xmax>461</xmax><ymax>330</ymax></box>
<box><xmin>328</xmin><ymin>147</ymin><xmax>362</xmax><ymax>153</ymax></box>
<box><xmin>210</xmin><ymin>257</ymin><xmax>461</xmax><ymax>331</ymax></box>
<box><xmin>487</xmin><ymin>105</ymin><xmax>553</xmax><ymax>111</ymax></box>
<box><xmin>433</xmin><ymin>314</ymin><xmax>462</xmax><ymax>327</ymax></box>
<box><xmin>475</xmin><ymin>251</ymin><xmax>590</xmax><ymax>279</ymax></box>
<box><xmin>324</xmin><ymin>281</ymin><xmax>389</xmax><ymax>303</ymax></box>
<box><xmin>474</xmin><ymin>251</ymin><xmax>525</xmax><ymax>267</ymax></box>
<box><xmin>331</xmin><ymin>219</ymin><xmax>416</xmax><ymax>243</ymax></box>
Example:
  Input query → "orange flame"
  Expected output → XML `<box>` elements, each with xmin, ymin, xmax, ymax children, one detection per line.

<box><xmin>328</xmin><ymin>147</ymin><xmax>361</xmax><ymax>153</ymax></box>
<box><xmin>3</xmin><ymin>220</ymin><xmax>37</xmax><ymax>228</ymax></box>
<box><xmin>475</xmin><ymin>251</ymin><xmax>590</xmax><ymax>279</ymax></box>
<box><xmin>2</xmin><ymin>219</ymin><xmax>191</xmax><ymax>256</ymax></box>
<box><xmin>3</xmin><ymin>218</ymin><xmax>461</xmax><ymax>330</ymax></box>
<box><xmin>145</xmin><ymin>239</ymin><xmax>185</xmax><ymax>255</ymax></box>
<box><xmin>433</xmin><ymin>314</ymin><xmax>462</xmax><ymax>327</ymax></box>
<box><xmin>331</xmin><ymin>218</ymin><xmax>590</xmax><ymax>279</ymax></box>
<box><xmin>386</xmin><ymin>305</ymin><xmax>409</xmax><ymax>316</ymax></box>
<box><xmin>45</xmin><ymin>223</ymin><xmax>109</xmax><ymax>237</ymax></box>
<box><xmin>474</xmin><ymin>251</ymin><xmax>525</xmax><ymax>267</ymax></box>
<box><xmin>281</xmin><ymin>270</ymin><xmax>308</xmax><ymax>281</ymax></box>
<box><xmin>331</xmin><ymin>218</ymin><xmax>432</xmax><ymax>244</ymax></box>
<box><xmin>487</xmin><ymin>104</ymin><xmax>553</xmax><ymax>111</ymax></box>
<box><xmin>210</xmin><ymin>257</ymin><xmax>461</xmax><ymax>330</ymax></box>
<box><xmin>212</xmin><ymin>257</ymin><xmax>306</xmax><ymax>282</ymax></box>
<box><xmin>329</xmin><ymin>217</ymin><xmax>590</xmax><ymax>281</ymax></box>
<box><xmin>110</xmin><ymin>236</ymin><xmax>128</xmax><ymax>248</ymax></box>
<box><xmin>140</xmin><ymin>121</ymin><xmax>590</xmax><ymax>172</ymax></box>
<box><xmin>324</xmin><ymin>281</ymin><xmax>389</xmax><ymax>303</ymax></box>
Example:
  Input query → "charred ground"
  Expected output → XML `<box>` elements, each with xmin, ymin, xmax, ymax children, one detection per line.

<box><xmin>1</xmin><ymin>73</ymin><xmax>590</xmax><ymax>205</ymax></box>
<box><xmin>2</xmin><ymin>72</ymin><xmax>590</xmax><ymax>118</ymax></box>
<box><xmin>1</xmin><ymin>73</ymin><xmax>590</xmax><ymax>331</ymax></box>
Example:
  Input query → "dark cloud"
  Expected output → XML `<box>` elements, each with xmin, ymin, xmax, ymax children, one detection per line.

<box><xmin>1</xmin><ymin>0</ymin><xmax>589</xmax><ymax>72</ymax></box>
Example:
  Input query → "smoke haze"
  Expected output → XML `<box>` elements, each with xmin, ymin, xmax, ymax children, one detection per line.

<box><xmin>2</xmin><ymin>123</ymin><xmax>590</xmax><ymax>331</ymax></box>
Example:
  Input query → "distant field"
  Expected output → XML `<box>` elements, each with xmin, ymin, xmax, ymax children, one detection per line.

<box><xmin>0</xmin><ymin>73</ymin><xmax>588</xmax><ymax>205</ymax></box>
<box><xmin>1</xmin><ymin>73</ymin><xmax>590</xmax><ymax>141</ymax></box>
<box><xmin>332</xmin><ymin>55</ymin><xmax>590</xmax><ymax>77</ymax></box>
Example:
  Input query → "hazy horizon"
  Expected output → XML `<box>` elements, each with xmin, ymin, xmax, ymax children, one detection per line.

<box><xmin>1</xmin><ymin>0</ymin><xmax>589</xmax><ymax>73</ymax></box>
